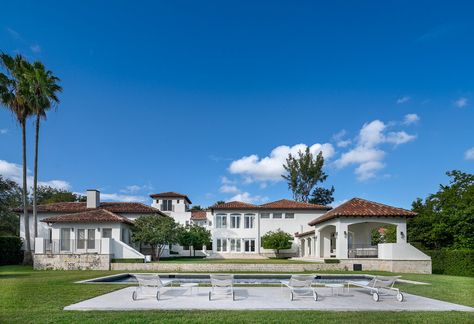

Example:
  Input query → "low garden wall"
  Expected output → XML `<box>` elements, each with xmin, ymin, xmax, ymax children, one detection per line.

<box><xmin>111</xmin><ymin>259</ymin><xmax>432</xmax><ymax>274</ymax></box>
<box><xmin>34</xmin><ymin>254</ymin><xmax>111</xmax><ymax>270</ymax></box>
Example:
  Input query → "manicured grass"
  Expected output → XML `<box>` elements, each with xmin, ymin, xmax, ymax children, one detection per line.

<box><xmin>1</xmin><ymin>265</ymin><xmax>473</xmax><ymax>323</ymax></box>
<box><xmin>154</xmin><ymin>257</ymin><xmax>311</xmax><ymax>264</ymax></box>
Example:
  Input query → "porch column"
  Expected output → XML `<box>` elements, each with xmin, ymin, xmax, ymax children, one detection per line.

<box><xmin>315</xmin><ymin>230</ymin><xmax>321</xmax><ymax>258</ymax></box>
<box><xmin>335</xmin><ymin>222</ymin><xmax>348</xmax><ymax>259</ymax></box>
<box><xmin>397</xmin><ymin>222</ymin><xmax>407</xmax><ymax>243</ymax></box>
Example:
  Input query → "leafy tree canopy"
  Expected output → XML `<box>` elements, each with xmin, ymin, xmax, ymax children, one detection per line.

<box><xmin>35</xmin><ymin>186</ymin><xmax>86</xmax><ymax>205</ymax></box>
<box><xmin>132</xmin><ymin>215</ymin><xmax>180</xmax><ymax>260</ymax></box>
<box><xmin>214</xmin><ymin>201</ymin><xmax>226</xmax><ymax>205</ymax></box>
<box><xmin>190</xmin><ymin>205</ymin><xmax>203</xmax><ymax>211</ymax></box>
<box><xmin>261</xmin><ymin>229</ymin><xmax>293</xmax><ymax>255</ymax></box>
<box><xmin>0</xmin><ymin>176</ymin><xmax>22</xmax><ymax>236</ymax></box>
<box><xmin>282</xmin><ymin>147</ymin><xmax>334</xmax><ymax>204</ymax></box>
<box><xmin>371</xmin><ymin>225</ymin><xmax>396</xmax><ymax>245</ymax></box>
<box><xmin>178</xmin><ymin>224</ymin><xmax>211</xmax><ymax>256</ymax></box>
<box><xmin>409</xmin><ymin>170</ymin><xmax>474</xmax><ymax>250</ymax></box>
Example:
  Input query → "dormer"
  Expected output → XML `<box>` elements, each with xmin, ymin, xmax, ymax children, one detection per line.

<box><xmin>149</xmin><ymin>192</ymin><xmax>192</xmax><ymax>213</ymax></box>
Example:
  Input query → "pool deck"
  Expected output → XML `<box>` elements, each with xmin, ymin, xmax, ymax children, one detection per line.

<box><xmin>65</xmin><ymin>287</ymin><xmax>473</xmax><ymax>312</ymax></box>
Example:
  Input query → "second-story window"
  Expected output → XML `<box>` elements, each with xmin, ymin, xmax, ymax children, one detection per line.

<box><xmin>244</xmin><ymin>214</ymin><xmax>255</xmax><ymax>228</ymax></box>
<box><xmin>260</xmin><ymin>212</ymin><xmax>270</xmax><ymax>219</ymax></box>
<box><xmin>216</xmin><ymin>214</ymin><xmax>227</xmax><ymax>228</ymax></box>
<box><xmin>161</xmin><ymin>199</ymin><xmax>173</xmax><ymax>211</ymax></box>
<box><xmin>285</xmin><ymin>213</ymin><xmax>295</xmax><ymax>219</ymax></box>
<box><xmin>230</xmin><ymin>214</ymin><xmax>241</xmax><ymax>228</ymax></box>
<box><xmin>273</xmin><ymin>212</ymin><xmax>282</xmax><ymax>219</ymax></box>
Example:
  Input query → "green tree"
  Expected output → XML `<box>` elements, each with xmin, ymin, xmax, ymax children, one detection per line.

<box><xmin>132</xmin><ymin>215</ymin><xmax>180</xmax><ymax>261</ymax></box>
<box><xmin>0</xmin><ymin>53</ymin><xmax>33</xmax><ymax>264</ymax></box>
<box><xmin>177</xmin><ymin>224</ymin><xmax>211</xmax><ymax>256</ymax></box>
<box><xmin>409</xmin><ymin>170</ymin><xmax>474</xmax><ymax>249</ymax></box>
<box><xmin>261</xmin><ymin>229</ymin><xmax>293</xmax><ymax>257</ymax></box>
<box><xmin>371</xmin><ymin>225</ymin><xmax>396</xmax><ymax>245</ymax></box>
<box><xmin>35</xmin><ymin>186</ymin><xmax>85</xmax><ymax>205</ymax></box>
<box><xmin>190</xmin><ymin>205</ymin><xmax>203</xmax><ymax>211</ymax></box>
<box><xmin>282</xmin><ymin>147</ymin><xmax>334</xmax><ymax>204</ymax></box>
<box><xmin>214</xmin><ymin>201</ymin><xmax>225</xmax><ymax>205</ymax></box>
<box><xmin>0</xmin><ymin>175</ymin><xmax>22</xmax><ymax>236</ymax></box>
<box><xmin>24</xmin><ymin>61</ymin><xmax>61</xmax><ymax>238</ymax></box>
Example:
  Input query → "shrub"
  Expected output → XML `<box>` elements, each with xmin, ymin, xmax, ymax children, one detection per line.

<box><xmin>0</xmin><ymin>236</ymin><xmax>23</xmax><ymax>265</ymax></box>
<box><xmin>425</xmin><ymin>249</ymin><xmax>474</xmax><ymax>277</ymax></box>
<box><xmin>324</xmin><ymin>258</ymin><xmax>340</xmax><ymax>264</ymax></box>
<box><xmin>110</xmin><ymin>258</ymin><xmax>144</xmax><ymax>263</ymax></box>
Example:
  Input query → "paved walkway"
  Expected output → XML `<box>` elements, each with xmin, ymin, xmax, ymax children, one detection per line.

<box><xmin>65</xmin><ymin>287</ymin><xmax>473</xmax><ymax>312</ymax></box>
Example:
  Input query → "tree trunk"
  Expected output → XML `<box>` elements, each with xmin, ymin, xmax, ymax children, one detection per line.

<box><xmin>21</xmin><ymin>122</ymin><xmax>32</xmax><ymax>265</ymax></box>
<box><xmin>32</xmin><ymin>115</ymin><xmax>40</xmax><ymax>238</ymax></box>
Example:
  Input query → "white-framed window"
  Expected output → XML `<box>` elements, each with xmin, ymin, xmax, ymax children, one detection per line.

<box><xmin>243</xmin><ymin>239</ymin><xmax>256</xmax><ymax>252</ymax></box>
<box><xmin>216</xmin><ymin>214</ymin><xmax>227</xmax><ymax>228</ymax></box>
<box><xmin>177</xmin><ymin>199</ymin><xmax>180</xmax><ymax>204</ymax></box>
<box><xmin>230</xmin><ymin>238</ymin><xmax>241</xmax><ymax>252</ymax></box>
<box><xmin>244</xmin><ymin>214</ymin><xmax>255</xmax><ymax>228</ymax></box>
<box><xmin>161</xmin><ymin>199</ymin><xmax>173</xmax><ymax>211</ymax></box>
<box><xmin>216</xmin><ymin>238</ymin><xmax>227</xmax><ymax>252</ymax></box>
<box><xmin>285</xmin><ymin>213</ymin><xmax>294</xmax><ymax>219</ymax></box>
<box><xmin>260</xmin><ymin>212</ymin><xmax>270</xmax><ymax>219</ymax></box>
<box><xmin>102</xmin><ymin>228</ymin><xmax>112</xmax><ymax>238</ymax></box>
<box><xmin>230</xmin><ymin>214</ymin><xmax>241</xmax><ymax>228</ymax></box>
<box><xmin>272</xmin><ymin>212</ymin><xmax>282</xmax><ymax>219</ymax></box>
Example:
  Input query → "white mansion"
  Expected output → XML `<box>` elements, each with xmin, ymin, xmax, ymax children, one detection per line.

<box><xmin>20</xmin><ymin>189</ymin><xmax>431</xmax><ymax>272</ymax></box>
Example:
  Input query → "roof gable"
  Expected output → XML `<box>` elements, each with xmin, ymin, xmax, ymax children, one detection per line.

<box><xmin>211</xmin><ymin>201</ymin><xmax>259</xmax><ymax>210</ymax></box>
<box><xmin>149</xmin><ymin>191</ymin><xmax>192</xmax><ymax>204</ymax></box>
<box><xmin>41</xmin><ymin>209</ymin><xmax>134</xmax><ymax>225</ymax></box>
<box><xmin>15</xmin><ymin>202</ymin><xmax>162</xmax><ymax>214</ymax></box>
<box><xmin>260</xmin><ymin>199</ymin><xmax>330</xmax><ymax>210</ymax></box>
<box><xmin>308</xmin><ymin>198</ymin><xmax>416</xmax><ymax>226</ymax></box>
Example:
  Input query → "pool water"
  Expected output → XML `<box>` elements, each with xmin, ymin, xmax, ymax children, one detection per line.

<box><xmin>84</xmin><ymin>273</ymin><xmax>369</xmax><ymax>285</ymax></box>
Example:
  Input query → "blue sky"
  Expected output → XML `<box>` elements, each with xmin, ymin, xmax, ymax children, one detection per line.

<box><xmin>1</xmin><ymin>1</ymin><xmax>473</xmax><ymax>208</ymax></box>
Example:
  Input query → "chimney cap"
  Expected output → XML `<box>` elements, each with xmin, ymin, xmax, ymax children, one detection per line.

<box><xmin>86</xmin><ymin>189</ymin><xmax>100</xmax><ymax>192</ymax></box>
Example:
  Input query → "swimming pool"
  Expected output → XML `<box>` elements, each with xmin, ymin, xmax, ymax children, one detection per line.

<box><xmin>81</xmin><ymin>273</ymin><xmax>371</xmax><ymax>285</ymax></box>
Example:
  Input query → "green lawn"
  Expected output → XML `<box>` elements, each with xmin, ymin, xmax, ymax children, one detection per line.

<box><xmin>1</xmin><ymin>265</ymin><xmax>473</xmax><ymax>323</ymax></box>
<box><xmin>155</xmin><ymin>257</ymin><xmax>311</xmax><ymax>263</ymax></box>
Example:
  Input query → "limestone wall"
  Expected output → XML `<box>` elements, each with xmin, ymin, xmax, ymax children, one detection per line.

<box><xmin>34</xmin><ymin>254</ymin><xmax>111</xmax><ymax>270</ymax></box>
<box><xmin>111</xmin><ymin>259</ymin><xmax>431</xmax><ymax>274</ymax></box>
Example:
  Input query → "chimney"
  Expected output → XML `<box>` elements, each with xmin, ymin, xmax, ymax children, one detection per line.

<box><xmin>86</xmin><ymin>189</ymin><xmax>100</xmax><ymax>208</ymax></box>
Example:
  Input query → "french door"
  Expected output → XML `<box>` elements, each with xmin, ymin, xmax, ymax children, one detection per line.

<box><xmin>76</xmin><ymin>229</ymin><xmax>96</xmax><ymax>252</ymax></box>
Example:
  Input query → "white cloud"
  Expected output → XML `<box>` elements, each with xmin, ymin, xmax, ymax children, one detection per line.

<box><xmin>403</xmin><ymin>114</ymin><xmax>420</xmax><ymax>125</ymax></box>
<box><xmin>228</xmin><ymin>192</ymin><xmax>268</xmax><ymax>204</ymax></box>
<box><xmin>100</xmin><ymin>193</ymin><xmax>146</xmax><ymax>203</ymax></box>
<box><xmin>334</xmin><ymin>119</ymin><xmax>416</xmax><ymax>181</ymax></box>
<box><xmin>454</xmin><ymin>97</ymin><xmax>468</xmax><ymax>108</ymax></box>
<box><xmin>30</xmin><ymin>44</ymin><xmax>41</xmax><ymax>53</ymax></box>
<box><xmin>229</xmin><ymin>143</ymin><xmax>335</xmax><ymax>182</ymax></box>
<box><xmin>120</xmin><ymin>184</ymin><xmax>153</xmax><ymax>193</ymax></box>
<box><xmin>219</xmin><ymin>184</ymin><xmax>240</xmax><ymax>194</ymax></box>
<box><xmin>396</xmin><ymin>96</ymin><xmax>411</xmax><ymax>104</ymax></box>
<box><xmin>6</xmin><ymin>27</ymin><xmax>21</xmax><ymax>40</ymax></box>
<box><xmin>220</xmin><ymin>176</ymin><xmax>236</xmax><ymax>185</ymax></box>
<box><xmin>465</xmin><ymin>147</ymin><xmax>474</xmax><ymax>160</ymax></box>
<box><xmin>0</xmin><ymin>129</ymin><xmax>8</xmax><ymax>134</ymax></box>
<box><xmin>333</xmin><ymin>130</ymin><xmax>352</xmax><ymax>148</ymax></box>
<box><xmin>0</xmin><ymin>159</ymin><xmax>71</xmax><ymax>190</ymax></box>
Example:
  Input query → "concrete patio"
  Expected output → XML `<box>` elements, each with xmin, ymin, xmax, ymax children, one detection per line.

<box><xmin>65</xmin><ymin>287</ymin><xmax>474</xmax><ymax>312</ymax></box>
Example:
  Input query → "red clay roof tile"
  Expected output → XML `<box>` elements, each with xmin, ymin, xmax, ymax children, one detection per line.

<box><xmin>41</xmin><ymin>209</ymin><xmax>134</xmax><ymax>225</ymax></box>
<box><xmin>149</xmin><ymin>192</ymin><xmax>192</xmax><ymax>204</ymax></box>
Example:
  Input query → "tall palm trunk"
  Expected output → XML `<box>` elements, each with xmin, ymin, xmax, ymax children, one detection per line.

<box><xmin>32</xmin><ymin>114</ymin><xmax>40</xmax><ymax>238</ymax></box>
<box><xmin>22</xmin><ymin>120</ymin><xmax>32</xmax><ymax>265</ymax></box>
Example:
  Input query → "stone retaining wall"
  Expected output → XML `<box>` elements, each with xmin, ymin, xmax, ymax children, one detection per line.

<box><xmin>111</xmin><ymin>259</ymin><xmax>431</xmax><ymax>274</ymax></box>
<box><xmin>34</xmin><ymin>254</ymin><xmax>111</xmax><ymax>270</ymax></box>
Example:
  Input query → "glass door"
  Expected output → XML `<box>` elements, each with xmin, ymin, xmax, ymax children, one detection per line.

<box><xmin>60</xmin><ymin>228</ymin><xmax>71</xmax><ymax>252</ymax></box>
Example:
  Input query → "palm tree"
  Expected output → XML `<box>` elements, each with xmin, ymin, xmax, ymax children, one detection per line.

<box><xmin>0</xmin><ymin>53</ymin><xmax>33</xmax><ymax>264</ymax></box>
<box><xmin>24</xmin><ymin>61</ymin><xmax>61</xmax><ymax>238</ymax></box>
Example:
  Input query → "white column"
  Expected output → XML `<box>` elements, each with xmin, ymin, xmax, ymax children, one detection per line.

<box><xmin>397</xmin><ymin>222</ymin><xmax>407</xmax><ymax>243</ymax></box>
<box><xmin>335</xmin><ymin>222</ymin><xmax>349</xmax><ymax>259</ymax></box>
<box><xmin>315</xmin><ymin>230</ymin><xmax>321</xmax><ymax>258</ymax></box>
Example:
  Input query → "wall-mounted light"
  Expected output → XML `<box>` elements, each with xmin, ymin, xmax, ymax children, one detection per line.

<box><xmin>400</xmin><ymin>231</ymin><xmax>405</xmax><ymax>239</ymax></box>
<box><xmin>344</xmin><ymin>231</ymin><xmax>347</xmax><ymax>238</ymax></box>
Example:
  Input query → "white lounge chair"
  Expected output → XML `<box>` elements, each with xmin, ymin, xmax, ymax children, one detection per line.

<box><xmin>131</xmin><ymin>273</ymin><xmax>173</xmax><ymax>301</ymax></box>
<box><xmin>209</xmin><ymin>274</ymin><xmax>235</xmax><ymax>301</ymax></box>
<box><xmin>346</xmin><ymin>275</ymin><xmax>404</xmax><ymax>302</ymax></box>
<box><xmin>281</xmin><ymin>275</ymin><xmax>318</xmax><ymax>301</ymax></box>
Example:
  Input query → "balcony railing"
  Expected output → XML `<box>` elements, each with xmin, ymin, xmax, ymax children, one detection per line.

<box><xmin>348</xmin><ymin>244</ymin><xmax>378</xmax><ymax>258</ymax></box>
<box><xmin>43</xmin><ymin>239</ymin><xmax>103</xmax><ymax>254</ymax></box>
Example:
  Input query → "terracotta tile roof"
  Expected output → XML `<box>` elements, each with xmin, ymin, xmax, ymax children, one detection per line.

<box><xmin>260</xmin><ymin>199</ymin><xmax>330</xmax><ymax>210</ymax></box>
<box><xmin>308</xmin><ymin>198</ymin><xmax>417</xmax><ymax>226</ymax></box>
<box><xmin>190</xmin><ymin>210</ymin><xmax>208</xmax><ymax>220</ymax></box>
<box><xmin>149</xmin><ymin>191</ymin><xmax>192</xmax><ymax>204</ymax></box>
<box><xmin>41</xmin><ymin>209</ymin><xmax>134</xmax><ymax>225</ymax></box>
<box><xmin>211</xmin><ymin>201</ymin><xmax>259</xmax><ymax>210</ymax></box>
<box><xmin>14</xmin><ymin>202</ymin><xmax>162</xmax><ymax>214</ymax></box>
<box><xmin>295</xmin><ymin>230</ymin><xmax>315</xmax><ymax>238</ymax></box>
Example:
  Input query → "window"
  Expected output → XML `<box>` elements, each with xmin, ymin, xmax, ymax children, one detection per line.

<box><xmin>216</xmin><ymin>214</ymin><xmax>227</xmax><ymax>228</ymax></box>
<box><xmin>243</xmin><ymin>239</ymin><xmax>256</xmax><ymax>252</ymax></box>
<box><xmin>161</xmin><ymin>199</ymin><xmax>173</xmax><ymax>211</ymax></box>
<box><xmin>230</xmin><ymin>214</ymin><xmax>241</xmax><ymax>228</ymax></box>
<box><xmin>285</xmin><ymin>213</ymin><xmax>294</xmax><ymax>219</ymax></box>
<box><xmin>102</xmin><ymin>228</ymin><xmax>112</xmax><ymax>238</ymax></box>
<box><xmin>230</xmin><ymin>238</ymin><xmax>241</xmax><ymax>252</ymax></box>
<box><xmin>177</xmin><ymin>199</ymin><xmax>180</xmax><ymax>204</ymax></box>
<box><xmin>260</xmin><ymin>212</ymin><xmax>270</xmax><ymax>219</ymax></box>
<box><xmin>87</xmin><ymin>229</ymin><xmax>95</xmax><ymax>249</ymax></box>
<box><xmin>183</xmin><ymin>245</ymin><xmax>190</xmax><ymax>250</ymax></box>
<box><xmin>60</xmin><ymin>228</ymin><xmax>71</xmax><ymax>251</ymax></box>
<box><xmin>77</xmin><ymin>229</ymin><xmax>86</xmax><ymax>249</ymax></box>
<box><xmin>272</xmin><ymin>213</ymin><xmax>282</xmax><ymax>219</ymax></box>
<box><xmin>244</xmin><ymin>214</ymin><xmax>255</xmax><ymax>228</ymax></box>
<box><xmin>216</xmin><ymin>238</ymin><xmax>227</xmax><ymax>252</ymax></box>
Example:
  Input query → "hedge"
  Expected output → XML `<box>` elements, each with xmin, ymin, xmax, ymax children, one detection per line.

<box><xmin>425</xmin><ymin>249</ymin><xmax>474</xmax><ymax>277</ymax></box>
<box><xmin>0</xmin><ymin>236</ymin><xmax>23</xmax><ymax>265</ymax></box>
